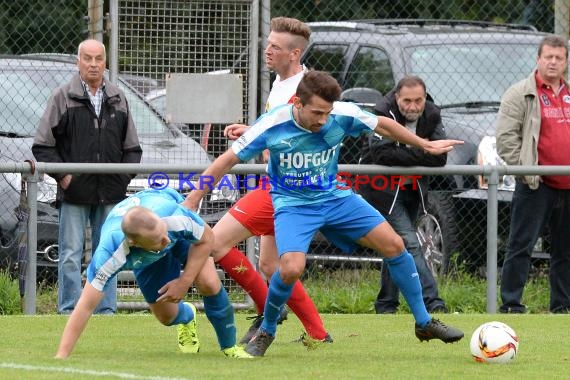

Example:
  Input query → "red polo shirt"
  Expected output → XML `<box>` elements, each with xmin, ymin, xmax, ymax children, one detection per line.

<box><xmin>536</xmin><ymin>71</ymin><xmax>570</xmax><ymax>189</ymax></box>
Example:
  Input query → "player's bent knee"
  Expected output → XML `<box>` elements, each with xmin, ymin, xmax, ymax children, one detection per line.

<box><xmin>278</xmin><ymin>266</ymin><xmax>304</xmax><ymax>284</ymax></box>
<box><xmin>195</xmin><ymin>277</ymin><xmax>221</xmax><ymax>297</ymax></box>
<box><xmin>259</xmin><ymin>258</ymin><xmax>278</xmax><ymax>279</ymax></box>
<box><xmin>382</xmin><ymin>234</ymin><xmax>405</xmax><ymax>257</ymax></box>
<box><xmin>367</xmin><ymin>232</ymin><xmax>405</xmax><ymax>258</ymax></box>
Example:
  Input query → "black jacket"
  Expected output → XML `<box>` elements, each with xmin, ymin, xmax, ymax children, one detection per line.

<box><xmin>32</xmin><ymin>73</ymin><xmax>143</xmax><ymax>205</ymax></box>
<box><xmin>358</xmin><ymin>89</ymin><xmax>446</xmax><ymax>214</ymax></box>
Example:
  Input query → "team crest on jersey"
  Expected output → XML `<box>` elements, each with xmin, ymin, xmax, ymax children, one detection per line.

<box><xmin>563</xmin><ymin>95</ymin><xmax>570</xmax><ymax>103</ymax></box>
<box><xmin>541</xmin><ymin>94</ymin><xmax>551</xmax><ymax>106</ymax></box>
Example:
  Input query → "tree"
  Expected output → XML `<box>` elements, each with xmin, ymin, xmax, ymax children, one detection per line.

<box><xmin>0</xmin><ymin>0</ymin><xmax>85</xmax><ymax>55</ymax></box>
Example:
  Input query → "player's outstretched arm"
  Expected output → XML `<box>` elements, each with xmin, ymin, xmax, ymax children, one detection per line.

<box><xmin>224</xmin><ymin>123</ymin><xmax>249</xmax><ymax>140</ymax></box>
<box><xmin>182</xmin><ymin>149</ymin><xmax>241</xmax><ymax>210</ymax></box>
<box><xmin>55</xmin><ymin>283</ymin><xmax>104</xmax><ymax>359</ymax></box>
<box><xmin>156</xmin><ymin>224</ymin><xmax>214</xmax><ymax>303</ymax></box>
<box><xmin>374</xmin><ymin>116</ymin><xmax>463</xmax><ymax>155</ymax></box>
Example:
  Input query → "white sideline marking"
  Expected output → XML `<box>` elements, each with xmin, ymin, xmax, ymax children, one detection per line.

<box><xmin>0</xmin><ymin>362</ymin><xmax>188</xmax><ymax>380</ymax></box>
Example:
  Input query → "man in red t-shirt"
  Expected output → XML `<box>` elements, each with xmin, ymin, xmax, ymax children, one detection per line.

<box><xmin>496</xmin><ymin>34</ymin><xmax>570</xmax><ymax>314</ymax></box>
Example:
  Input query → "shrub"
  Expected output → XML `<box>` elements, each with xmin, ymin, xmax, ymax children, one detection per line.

<box><xmin>0</xmin><ymin>270</ymin><xmax>21</xmax><ymax>315</ymax></box>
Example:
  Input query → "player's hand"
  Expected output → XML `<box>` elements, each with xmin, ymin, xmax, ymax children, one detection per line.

<box><xmin>224</xmin><ymin>123</ymin><xmax>249</xmax><ymax>140</ymax></box>
<box><xmin>156</xmin><ymin>279</ymin><xmax>188</xmax><ymax>303</ymax></box>
<box><xmin>423</xmin><ymin>139</ymin><xmax>464</xmax><ymax>155</ymax></box>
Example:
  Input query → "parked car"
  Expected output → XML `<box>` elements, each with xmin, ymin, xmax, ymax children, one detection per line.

<box><xmin>0</xmin><ymin>56</ymin><xmax>238</xmax><ymax>283</ymax></box>
<box><xmin>302</xmin><ymin>19</ymin><xmax>557</xmax><ymax>274</ymax></box>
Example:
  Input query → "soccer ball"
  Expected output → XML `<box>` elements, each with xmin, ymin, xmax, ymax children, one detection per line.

<box><xmin>469</xmin><ymin>321</ymin><xmax>519</xmax><ymax>364</ymax></box>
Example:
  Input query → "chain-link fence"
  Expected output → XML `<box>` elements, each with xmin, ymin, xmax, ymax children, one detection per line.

<box><xmin>0</xmin><ymin>0</ymin><xmax>567</xmax><ymax>312</ymax></box>
<box><xmin>113</xmin><ymin>0</ymin><xmax>258</xmax><ymax>308</ymax></box>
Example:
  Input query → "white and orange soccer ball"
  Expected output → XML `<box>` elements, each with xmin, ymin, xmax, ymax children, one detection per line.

<box><xmin>469</xmin><ymin>321</ymin><xmax>519</xmax><ymax>364</ymax></box>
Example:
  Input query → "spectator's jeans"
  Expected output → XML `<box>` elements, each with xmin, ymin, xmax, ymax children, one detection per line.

<box><xmin>58</xmin><ymin>202</ymin><xmax>117</xmax><ymax>314</ymax></box>
<box><xmin>375</xmin><ymin>190</ymin><xmax>446</xmax><ymax>313</ymax></box>
<box><xmin>500</xmin><ymin>180</ymin><xmax>570</xmax><ymax>313</ymax></box>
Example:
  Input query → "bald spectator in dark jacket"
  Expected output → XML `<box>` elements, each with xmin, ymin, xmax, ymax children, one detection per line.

<box><xmin>32</xmin><ymin>39</ymin><xmax>142</xmax><ymax>314</ymax></box>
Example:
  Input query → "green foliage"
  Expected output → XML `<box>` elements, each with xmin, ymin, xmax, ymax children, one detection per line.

<box><xmin>35</xmin><ymin>283</ymin><xmax>58</xmax><ymax>314</ymax></box>
<box><xmin>303</xmin><ymin>267</ymin><xmax>379</xmax><ymax>313</ymax></box>
<box><xmin>303</xmin><ymin>267</ymin><xmax>551</xmax><ymax>314</ymax></box>
<box><xmin>0</xmin><ymin>269</ymin><xmax>21</xmax><ymax>315</ymax></box>
<box><xmin>0</xmin><ymin>0</ymin><xmax>85</xmax><ymax>55</ymax></box>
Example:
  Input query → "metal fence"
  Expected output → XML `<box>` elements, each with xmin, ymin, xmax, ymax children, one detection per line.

<box><xmin>0</xmin><ymin>0</ymin><xmax>569</xmax><ymax>313</ymax></box>
<box><xmin>7</xmin><ymin>162</ymin><xmax>570</xmax><ymax>314</ymax></box>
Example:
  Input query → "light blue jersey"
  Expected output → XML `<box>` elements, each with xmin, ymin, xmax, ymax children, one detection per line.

<box><xmin>232</xmin><ymin>101</ymin><xmax>377</xmax><ymax>210</ymax></box>
<box><xmin>86</xmin><ymin>188</ymin><xmax>205</xmax><ymax>291</ymax></box>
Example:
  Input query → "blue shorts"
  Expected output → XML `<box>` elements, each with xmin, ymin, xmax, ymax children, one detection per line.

<box><xmin>273</xmin><ymin>193</ymin><xmax>385</xmax><ymax>255</ymax></box>
<box><xmin>134</xmin><ymin>241</ymin><xmax>189</xmax><ymax>303</ymax></box>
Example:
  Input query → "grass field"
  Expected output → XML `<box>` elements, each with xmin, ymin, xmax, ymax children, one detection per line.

<box><xmin>0</xmin><ymin>312</ymin><xmax>568</xmax><ymax>379</ymax></box>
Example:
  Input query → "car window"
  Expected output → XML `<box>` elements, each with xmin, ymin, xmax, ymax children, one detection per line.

<box><xmin>148</xmin><ymin>94</ymin><xmax>166</xmax><ymax>115</ymax></box>
<box><xmin>0</xmin><ymin>70</ymin><xmax>71</xmax><ymax>136</ymax></box>
<box><xmin>118</xmin><ymin>83</ymin><xmax>167</xmax><ymax>135</ymax></box>
<box><xmin>345</xmin><ymin>46</ymin><xmax>395</xmax><ymax>96</ymax></box>
<box><xmin>407</xmin><ymin>44</ymin><xmax>538</xmax><ymax>106</ymax></box>
<box><xmin>0</xmin><ymin>63</ymin><xmax>167</xmax><ymax>138</ymax></box>
<box><xmin>303</xmin><ymin>44</ymin><xmax>349</xmax><ymax>85</ymax></box>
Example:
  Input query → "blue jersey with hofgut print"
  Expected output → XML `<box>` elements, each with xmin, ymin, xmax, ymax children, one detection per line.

<box><xmin>232</xmin><ymin>102</ymin><xmax>377</xmax><ymax>210</ymax></box>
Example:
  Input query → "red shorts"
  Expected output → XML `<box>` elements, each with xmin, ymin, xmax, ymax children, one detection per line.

<box><xmin>228</xmin><ymin>186</ymin><xmax>275</xmax><ymax>236</ymax></box>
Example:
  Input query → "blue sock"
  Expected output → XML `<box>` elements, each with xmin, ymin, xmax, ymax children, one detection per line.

<box><xmin>261</xmin><ymin>270</ymin><xmax>294</xmax><ymax>336</ymax></box>
<box><xmin>203</xmin><ymin>287</ymin><xmax>236</xmax><ymax>350</ymax></box>
<box><xmin>168</xmin><ymin>302</ymin><xmax>194</xmax><ymax>326</ymax></box>
<box><xmin>384</xmin><ymin>251</ymin><xmax>431</xmax><ymax>327</ymax></box>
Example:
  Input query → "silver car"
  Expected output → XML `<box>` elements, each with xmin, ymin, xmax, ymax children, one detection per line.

<box><xmin>0</xmin><ymin>56</ymin><xmax>238</xmax><ymax>282</ymax></box>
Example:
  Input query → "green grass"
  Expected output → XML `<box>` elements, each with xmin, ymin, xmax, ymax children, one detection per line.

<box><xmin>0</xmin><ymin>313</ymin><xmax>568</xmax><ymax>379</ymax></box>
<box><xmin>303</xmin><ymin>267</ymin><xmax>551</xmax><ymax>314</ymax></box>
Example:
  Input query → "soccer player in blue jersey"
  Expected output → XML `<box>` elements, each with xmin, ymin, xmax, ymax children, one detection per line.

<box><xmin>55</xmin><ymin>188</ymin><xmax>252</xmax><ymax>359</ymax></box>
<box><xmin>184</xmin><ymin>70</ymin><xmax>465</xmax><ymax>357</ymax></box>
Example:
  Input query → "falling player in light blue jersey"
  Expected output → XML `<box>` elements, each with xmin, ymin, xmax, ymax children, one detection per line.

<box><xmin>184</xmin><ymin>70</ymin><xmax>465</xmax><ymax>357</ymax></box>
<box><xmin>55</xmin><ymin>188</ymin><xmax>252</xmax><ymax>359</ymax></box>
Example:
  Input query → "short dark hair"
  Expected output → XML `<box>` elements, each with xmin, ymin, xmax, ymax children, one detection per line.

<box><xmin>395</xmin><ymin>75</ymin><xmax>427</xmax><ymax>95</ymax></box>
<box><xmin>296</xmin><ymin>70</ymin><xmax>342</xmax><ymax>104</ymax></box>
<box><xmin>538</xmin><ymin>35</ymin><xmax>568</xmax><ymax>58</ymax></box>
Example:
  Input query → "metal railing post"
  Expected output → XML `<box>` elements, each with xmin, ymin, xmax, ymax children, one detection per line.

<box><xmin>23</xmin><ymin>169</ymin><xmax>40</xmax><ymax>315</ymax></box>
<box><xmin>486</xmin><ymin>167</ymin><xmax>499</xmax><ymax>313</ymax></box>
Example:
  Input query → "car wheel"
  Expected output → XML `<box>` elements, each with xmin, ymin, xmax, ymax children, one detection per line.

<box><xmin>416</xmin><ymin>212</ymin><xmax>445</xmax><ymax>277</ymax></box>
<box><xmin>423</xmin><ymin>191</ymin><xmax>460</xmax><ymax>276</ymax></box>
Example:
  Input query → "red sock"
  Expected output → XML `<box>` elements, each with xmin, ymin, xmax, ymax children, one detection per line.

<box><xmin>287</xmin><ymin>280</ymin><xmax>328</xmax><ymax>340</ymax></box>
<box><xmin>216</xmin><ymin>247</ymin><xmax>268</xmax><ymax>314</ymax></box>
